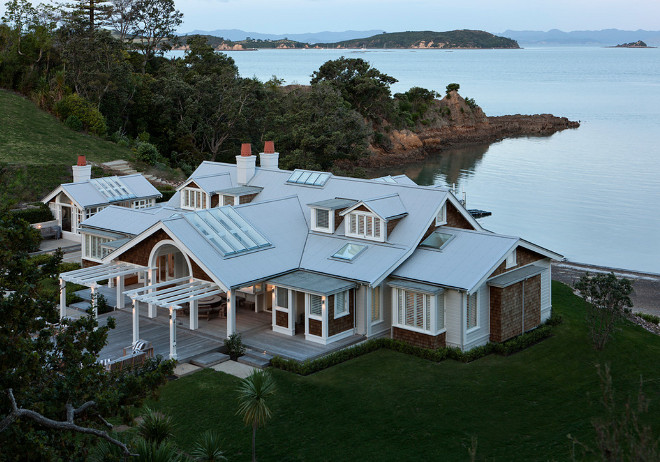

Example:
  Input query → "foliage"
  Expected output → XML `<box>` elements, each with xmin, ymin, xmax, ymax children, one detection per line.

<box><xmin>223</xmin><ymin>332</ymin><xmax>246</xmax><ymax>360</ymax></box>
<box><xmin>568</xmin><ymin>364</ymin><xmax>659</xmax><ymax>461</ymax></box>
<box><xmin>138</xmin><ymin>407</ymin><xmax>175</xmax><ymax>445</ymax></box>
<box><xmin>133</xmin><ymin>438</ymin><xmax>182</xmax><ymax>462</ymax></box>
<box><xmin>446</xmin><ymin>82</ymin><xmax>460</xmax><ymax>95</ymax></box>
<box><xmin>310</xmin><ymin>56</ymin><xmax>398</xmax><ymax>121</ymax></box>
<box><xmin>394</xmin><ymin>86</ymin><xmax>440</xmax><ymax>127</ymax></box>
<box><xmin>9</xmin><ymin>202</ymin><xmax>53</xmax><ymax>224</ymax></box>
<box><xmin>0</xmin><ymin>196</ymin><xmax>174</xmax><ymax>460</ymax></box>
<box><xmin>265</xmin><ymin>83</ymin><xmax>371</xmax><ymax>169</ymax></box>
<box><xmin>157</xmin><ymin>188</ymin><xmax>176</xmax><ymax>203</ymax></box>
<box><xmin>236</xmin><ymin>370</ymin><xmax>276</xmax><ymax>462</ymax></box>
<box><xmin>136</xmin><ymin>141</ymin><xmax>160</xmax><ymax>164</ymax></box>
<box><xmin>189</xmin><ymin>430</ymin><xmax>227</xmax><ymax>461</ymax></box>
<box><xmin>95</xmin><ymin>292</ymin><xmax>113</xmax><ymax>315</ymax></box>
<box><xmin>129</xmin><ymin>0</ymin><xmax>183</xmax><ymax>72</ymax></box>
<box><xmin>574</xmin><ymin>272</ymin><xmax>633</xmax><ymax>350</ymax></box>
<box><xmin>319</xmin><ymin>30</ymin><xmax>520</xmax><ymax>49</ymax></box>
<box><xmin>464</xmin><ymin>96</ymin><xmax>477</xmax><ymax>109</ymax></box>
<box><xmin>64</xmin><ymin>113</ymin><xmax>83</xmax><ymax>131</ymax></box>
<box><xmin>55</xmin><ymin>93</ymin><xmax>108</xmax><ymax>136</ymax></box>
<box><xmin>636</xmin><ymin>312</ymin><xmax>659</xmax><ymax>325</ymax></box>
<box><xmin>271</xmin><ymin>324</ymin><xmax>554</xmax><ymax>375</ymax></box>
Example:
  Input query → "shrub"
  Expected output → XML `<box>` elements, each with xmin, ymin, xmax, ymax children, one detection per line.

<box><xmin>464</xmin><ymin>97</ymin><xmax>477</xmax><ymax>109</ymax></box>
<box><xmin>10</xmin><ymin>204</ymin><xmax>54</xmax><ymax>224</ymax></box>
<box><xmin>224</xmin><ymin>333</ymin><xmax>246</xmax><ymax>360</ymax></box>
<box><xmin>135</xmin><ymin>142</ymin><xmax>160</xmax><ymax>165</ymax></box>
<box><xmin>95</xmin><ymin>293</ymin><xmax>113</xmax><ymax>315</ymax></box>
<box><xmin>157</xmin><ymin>189</ymin><xmax>176</xmax><ymax>203</ymax></box>
<box><xmin>55</xmin><ymin>94</ymin><xmax>107</xmax><ymax>136</ymax></box>
<box><xmin>65</xmin><ymin>115</ymin><xmax>83</xmax><ymax>131</ymax></box>
<box><xmin>637</xmin><ymin>312</ymin><xmax>660</xmax><ymax>325</ymax></box>
<box><xmin>446</xmin><ymin>82</ymin><xmax>460</xmax><ymax>95</ymax></box>
<box><xmin>189</xmin><ymin>430</ymin><xmax>226</xmax><ymax>461</ymax></box>
<box><xmin>137</xmin><ymin>407</ymin><xmax>175</xmax><ymax>445</ymax></box>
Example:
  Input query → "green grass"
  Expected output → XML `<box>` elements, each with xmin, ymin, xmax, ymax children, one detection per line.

<box><xmin>145</xmin><ymin>282</ymin><xmax>660</xmax><ymax>461</ymax></box>
<box><xmin>0</xmin><ymin>89</ymin><xmax>133</xmax><ymax>201</ymax></box>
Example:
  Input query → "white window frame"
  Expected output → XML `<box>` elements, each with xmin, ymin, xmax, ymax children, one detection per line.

<box><xmin>505</xmin><ymin>250</ymin><xmax>517</xmax><ymax>269</ymax></box>
<box><xmin>435</xmin><ymin>204</ymin><xmax>447</xmax><ymax>226</ymax></box>
<box><xmin>308</xmin><ymin>294</ymin><xmax>323</xmax><ymax>320</ymax></box>
<box><xmin>333</xmin><ymin>290</ymin><xmax>349</xmax><ymax>319</ymax></box>
<box><xmin>275</xmin><ymin>287</ymin><xmax>289</xmax><ymax>309</ymax></box>
<box><xmin>132</xmin><ymin>198</ymin><xmax>154</xmax><ymax>209</ymax></box>
<box><xmin>84</xmin><ymin>206</ymin><xmax>106</xmax><ymax>220</ymax></box>
<box><xmin>223</xmin><ymin>194</ymin><xmax>236</xmax><ymax>206</ymax></box>
<box><xmin>345</xmin><ymin>211</ymin><xmax>384</xmax><ymax>242</ymax></box>
<box><xmin>371</xmin><ymin>286</ymin><xmax>383</xmax><ymax>323</ymax></box>
<box><xmin>82</xmin><ymin>233</ymin><xmax>112</xmax><ymax>262</ymax></box>
<box><xmin>467</xmin><ymin>292</ymin><xmax>479</xmax><ymax>331</ymax></box>
<box><xmin>312</xmin><ymin>208</ymin><xmax>333</xmax><ymax>233</ymax></box>
<box><xmin>392</xmin><ymin>288</ymin><xmax>442</xmax><ymax>335</ymax></box>
<box><xmin>181</xmin><ymin>187</ymin><xmax>207</xmax><ymax>210</ymax></box>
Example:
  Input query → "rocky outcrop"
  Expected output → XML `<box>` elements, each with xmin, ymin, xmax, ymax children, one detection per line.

<box><xmin>360</xmin><ymin>92</ymin><xmax>579</xmax><ymax>167</ymax></box>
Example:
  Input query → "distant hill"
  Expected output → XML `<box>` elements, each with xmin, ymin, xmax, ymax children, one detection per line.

<box><xmin>177</xmin><ymin>35</ymin><xmax>308</xmax><ymax>50</ymax></box>
<box><xmin>318</xmin><ymin>30</ymin><xmax>519</xmax><ymax>49</ymax></box>
<box><xmin>499</xmin><ymin>29</ymin><xmax>660</xmax><ymax>46</ymax></box>
<box><xmin>181</xmin><ymin>29</ymin><xmax>385</xmax><ymax>44</ymax></box>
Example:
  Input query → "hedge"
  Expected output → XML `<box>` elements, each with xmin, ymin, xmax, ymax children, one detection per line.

<box><xmin>10</xmin><ymin>204</ymin><xmax>54</xmax><ymax>224</ymax></box>
<box><xmin>271</xmin><ymin>322</ymin><xmax>556</xmax><ymax>376</ymax></box>
<box><xmin>157</xmin><ymin>189</ymin><xmax>176</xmax><ymax>203</ymax></box>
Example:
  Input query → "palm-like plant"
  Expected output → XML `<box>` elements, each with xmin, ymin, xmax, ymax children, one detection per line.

<box><xmin>236</xmin><ymin>370</ymin><xmax>276</xmax><ymax>462</ymax></box>
<box><xmin>138</xmin><ymin>407</ymin><xmax>176</xmax><ymax>445</ymax></box>
<box><xmin>189</xmin><ymin>430</ymin><xmax>227</xmax><ymax>461</ymax></box>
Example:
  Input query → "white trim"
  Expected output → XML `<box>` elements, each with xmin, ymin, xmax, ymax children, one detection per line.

<box><xmin>333</xmin><ymin>290</ymin><xmax>349</xmax><ymax>319</ymax></box>
<box><xmin>345</xmin><ymin>211</ymin><xmax>385</xmax><ymax>242</ymax></box>
<box><xmin>435</xmin><ymin>203</ymin><xmax>447</xmax><ymax>226</ymax></box>
<box><xmin>272</xmin><ymin>324</ymin><xmax>293</xmax><ymax>336</ymax></box>
<box><xmin>311</xmin><ymin>207</ymin><xmax>333</xmax><ymax>233</ymax></box>
<box><xmin>305</xmin><ymin>328</ymin><xmax>355</xmax><ymax>345</ymax></box>
<box><xmin>445</xmin><ymin>194</ymin><xmax>483</xmax><ymax>231</ymax></box>
<box><xmin>148</xmin><ymin>239</ymin><xmax>193</xmax><ymax>282</ymax></box>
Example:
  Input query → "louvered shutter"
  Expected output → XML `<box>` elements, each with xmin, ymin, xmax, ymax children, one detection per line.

<box><xmin>310</xmin><ymin>295</ymin><xmax>322</xmax><ymax>316</ymax></box>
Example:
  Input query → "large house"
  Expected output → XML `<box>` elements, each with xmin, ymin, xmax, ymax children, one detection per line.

<box><xmin>58</xmin><ymin>142</ymin><xmax>560</xmax><ymax>359</ymax></box>
<box><xmin>42</xmin><ymin>156</ymin><xmax>161</xmax><ymax>241</ymax></box>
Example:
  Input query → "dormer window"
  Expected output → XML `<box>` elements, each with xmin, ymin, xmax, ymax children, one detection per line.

<box><xmin>181</xmin><ymin>188</ymin><xmax>206</xmax><ymax>210</ymax></box>
<box><xmin>346</xmin><ymin>211</ymin><xmax>383</xmax><ymax>241</ymax></box>
<box><xmin>311</xmin><ymin>208</ymin><xmax>333</xmax><ymax>233</ymax></box>
<box><xmin>436</xmin><ymin>204</ymin><xmax>447</xmax><ymax>226</ymax></box>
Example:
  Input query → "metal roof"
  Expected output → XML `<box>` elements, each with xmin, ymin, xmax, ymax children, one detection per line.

<box><xmin>286</xmin><ymin>169</ymin><xmax>332</xmax><ymax>187</ymax></box>
<box><xmin>52</xmin><ymin>174</ymin><xmax>161</xmax><ymax>208</ymax></box>
<box><xmin>388</xmin><ymin>279</ymin><xmax>444</xmax><ymax>295</ymax></box>
<box><xmin>306</xmin><ymin>198</ymin><xmax>358</xmax><ymax>210</ymax></box>
<box><xmin>182</xmin><ymin>173</ymin><xmax>233</xmax><ymax>194</ymax></box>
<box><xmin>217</xmin><ymin>186</ymin><xmax>263</xmax><ymax>196</ymax></box>
<box><xmin>488</xmin><ymin>264</ymin><xmax>545</xmax><ymax>288</ymax></box>
<box><xmin>391</xmin><ymin>227</ymin><xmax>519</xmax><ymax>292</ymax></box>
<box><xmin>101</xmin><ymin>238</ymin><xmax>131</xmax><ymax>250</ymax></box>
<box><xmin>78</xmin><ymin>227</ymin><xmax>126</xmax><ymax>240</ymax></box>
<box><xmin>364</xmin><ymin>194</ymin><xmax>408</xmax><ymax>220</ymax></box>
<box><xmin>267</xmin><ymin>270</ymin><xmax>356</xmax><ymax>296</ymax></box>
<box><xmin>90</xmin><ymin>177</ymin><xmax>136</xmax><ymax>201</ymax></box>
<box><xmin>81</xmin><ymin>205</ymin><xmax>180</xmax><ymax>236</ymax></box>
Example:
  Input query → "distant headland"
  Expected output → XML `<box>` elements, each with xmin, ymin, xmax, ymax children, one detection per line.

<box><xmin>175</xmin><ymin>30</ymin><xmax>520</xmax><ymax>51</ymax></box>
<box><xmin>611</xmin><ymin>40</ymin><xmax>655</xmax><ymax>48</ymax></box>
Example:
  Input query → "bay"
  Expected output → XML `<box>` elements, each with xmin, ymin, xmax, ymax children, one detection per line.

<box><xmin>171</xmin><ymin>47</ymin><xmax>660</xmax><ymax>273</ymax></box>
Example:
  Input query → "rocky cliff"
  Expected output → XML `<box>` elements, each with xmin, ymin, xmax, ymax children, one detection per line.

<box><xmin>360</xmin><ymin>92</ymin><xmax>579</xmax><ymax>167</ymax></box>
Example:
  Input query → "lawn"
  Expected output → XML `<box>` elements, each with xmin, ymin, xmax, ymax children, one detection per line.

<box><xmin>146</xmin><ymin>282</ymin><xmax>660</xmax><ymax>461</ymax></box>
<box><xmin>0</xmin><ymin>89</ymin><xmax>131</xmax><ymax>166</ymax></box>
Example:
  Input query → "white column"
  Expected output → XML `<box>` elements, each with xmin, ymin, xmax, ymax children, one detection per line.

<box><xmin>147</xmin><ymin>268</ymin><xmax>157</xmax><ymax>318</ymax></box>
<box><xmin>288</xmin><ymin>289</ymin><xmax>294</xmax><ymax>335</ymax></box>
<box><xmin>59</xmin><ymin>278</ymin><xmax>67</xmax><ymax>319</ymax></box>
<box><xmin>189</xmin><ymin>298</ymin><xmax>198</xmax><ymax>330</ymax></box>
<box><xmin>116</xmin><ymin>275</ymin><xmax>125</xmax><ymax>309</ymax></box>
<box><xmin>366</xmin><ymin>286</ymin><xmax>373</xmax><ymax>338</ymax></box>
<box><xmin>108</xmin><ymin>277</ymin><xmax>113</xmax><ymax>288</ymax></box>
<box><xmin>227</xmin><ymin>290</ymin><xmax>237</xmax><ymax>337</ymax></box>
<box><xmin>169</xmin><ymin>306</ymin><xmax>177</xmax><ymax>360</ymax></box>
<box><xmin>322</xmin><ymin>295</ymin><xmax>328</xmax><ymax>340</ymax></box>
<box><xmin>271</xmin><ymin>290</ymin><xmax>276</xmax><ymax>329</ymax></box>
<box><xmin>90</xmin><ymin>285</ymin><xmax>98</xmax><ymax>318</ymax></box>
<box><xmin>132</xmin><ymin>298</ymin><xmax>139</xmax><ymax>345</ymax></box>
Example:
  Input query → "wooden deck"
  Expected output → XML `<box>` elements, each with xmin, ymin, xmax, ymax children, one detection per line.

<box><xmin>77</xmin><ymin>286</ymin><xmax>366</xmax><ymax>363</ymax></box>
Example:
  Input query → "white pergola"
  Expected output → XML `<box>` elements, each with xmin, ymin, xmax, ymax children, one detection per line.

<box><xmin>59</xmin><ymin>262</ymin><xmax>148</xmax><ymax>318</ymax></box>
<box><xmin>124</xmin><ymin>277</ymin><xmax>226</xmax><ymax>360</ymax></box>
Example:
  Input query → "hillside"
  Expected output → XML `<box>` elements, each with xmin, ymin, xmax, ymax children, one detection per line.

<box><xmin>180</xmin><ymin>29</ymin><xmax>385</xmax><ymax>44</ymax></box>
<box><xmin>319</xmin><ymin>30</ymin><xmax>520</xmax><ymax>49</ymax></box>
<box><xmin>177</xmin><ymin>35</ymin><xmax>309</xmax><ymax>50</ymax></box>
<box><xmin>0</xmin><ymin>90</ymin><xmax>132</xmax><ymax>201</ymax></box>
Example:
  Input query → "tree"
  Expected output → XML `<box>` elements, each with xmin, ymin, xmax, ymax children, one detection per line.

<box><xmin>0</xmin><ymin>180</ymin><xmax>174</xmax><ymax>460</ymax></box>
<box><xmin>107</xmin><ymin>0</ymin><xmax>137</xmax><ymax>42</ymax></box>
<box><xmin>446</xmin><ymin>82</ymin><xmax>460</xmax><ymax>95</ymax></box>
<box><xmin>236</xmin><ymin>370</ymin><xmax>276</xmax><ymax>462</ymax></box>
<box><xmin>129</xmin><ymin>0</ymin><xmax>182</xmax><ymax>73</ymax></box>
<box><xmin>310</xmin><ymin>57</ymin><xmax>398</xmax><ymax>121</ymax></box>
<box><xmin>574</xmin><ymin>272</ymin><xmax>633</xmax><ymax>350</ymax></box>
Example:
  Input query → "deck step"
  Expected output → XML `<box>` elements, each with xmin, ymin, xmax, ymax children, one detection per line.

<box><xmin>238</xmin><ymin>349</ymin><xmax>273</xmax><ymax>369</ymax></box>
<box><xmin>190</xmin><ymin>351</ymin><xmax>229</xmax><ymax>368</ymax></box>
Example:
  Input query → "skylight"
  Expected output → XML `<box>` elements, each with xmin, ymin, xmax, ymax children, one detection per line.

<box><xmin>184</xmin><ymin>207</ymin><xmax>271</xmax><ymax>257</ymax></box>
<box><xmin>90</xmin><ymin>177</ymin><xmax>136</xmax><ymax>202</ymax></box>
<box><xmin>287</xmin><ymin>169</ymin><xmax>331</xmax><ymax>187</ymax></box>
<box><xmin>420</xmin><ymin>231</ymin><xmax>454</xmax><ymax>250</ymax></box>
<box><xmin>332</xmin><ymin>242</ymin><xmax>366</xmax><ymax>261</ymax></box>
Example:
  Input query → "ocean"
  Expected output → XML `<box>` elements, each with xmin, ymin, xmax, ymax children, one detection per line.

<box><xmin>171</xmin><ymin>47</ymin><xmax>660</xmax><ymax>273</ymax></box>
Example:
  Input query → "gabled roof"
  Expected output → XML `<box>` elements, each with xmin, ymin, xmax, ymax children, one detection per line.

<box><xmin>80</xmin><ymin>205</ymin><xmax>180</xmax><ymax>236</ymax></box>
<box><xmin>42</xmin><ymin>174</ymin><xmax>161</xmax><ymax>208</ymax></box>
<box><xmin>177</xmin><ymin>173</ymin><xmax>233</xmax><ymax>195</ymax></box>
<box><xmin>306</xmin><ymin>198</ymin><xmax>358</xmax><ymax>210</ymax></box>
<box><xmin>339</xmin><ymin>194</ymin><xmax>407</xmax><ymax>221</ymax></box>
<box><xmin>217</xmin><ymin>186</ymin><xmax>263</xmax><ymax>196</ymax></box>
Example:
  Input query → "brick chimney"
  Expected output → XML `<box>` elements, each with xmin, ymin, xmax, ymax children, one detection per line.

<box><xmin>72</xmin><ymin>155</ymin><xmax>92</xmax><ymax>182</ymax></box>
<box><xmin>259</xmin><ymin>141</ymin><xmax>279</xmax><ymax>170</ymax></box>
<box><xmin>236</xmin><ymin>143</ymin><xmax>256</xmax><ymax>185</ymax></box>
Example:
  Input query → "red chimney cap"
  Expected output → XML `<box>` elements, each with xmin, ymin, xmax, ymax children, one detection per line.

<box><xmin>77</xmin><ymin>155</ymin><xmax>87</xmax><ymax>166</ymax></box>
<box><xmin>241</xmin><ymin>143</ymin><xmax>252</xmax><ymax>157</ymax></box>
<box><xmin>263</xmin><ymin>141</ymin><xmax>275</xmax><ymax>154</ymax></box>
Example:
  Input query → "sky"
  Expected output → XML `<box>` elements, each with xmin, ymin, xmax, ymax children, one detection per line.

<box><xmin>176</xmin><ymin>0</ymin><xmax>660</xmax><ymax>34</ymax></box>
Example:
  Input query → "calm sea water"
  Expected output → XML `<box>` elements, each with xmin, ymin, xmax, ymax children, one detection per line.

<box><xmin>171</xmin><ymin>48</ymin><xmax>660</xmax><ymax>273</ymax></box>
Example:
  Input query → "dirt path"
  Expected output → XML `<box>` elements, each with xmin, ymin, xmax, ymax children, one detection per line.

<box><xmin>552</xmin><ymin>261</ymin><xmax>660</xmax><ymax>317</ymax></box>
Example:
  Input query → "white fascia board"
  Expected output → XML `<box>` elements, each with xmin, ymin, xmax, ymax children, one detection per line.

<box><xmin>41</xmin><ymin>185</ymin><xmax>64</xmax><ymax>204</ymax></box>
<box><xmin>338</xmin><ymin>201</ymin><xmax>382</xmax><ymax>220</ymax></box>
<box><xmin>446</xmin><ymin>193</ymin><xmax>483</xmax><ymax>232</ymax></box>
<box><xmin>518</xmin><ymin>239</ymin><xmax>564</xmax><ymax>261</ymax></box>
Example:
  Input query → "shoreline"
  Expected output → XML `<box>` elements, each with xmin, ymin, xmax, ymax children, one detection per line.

<box><xmin>551</xmin><ymin>261</ymin><xmax>660</xmax><ymax>316</ymax></box>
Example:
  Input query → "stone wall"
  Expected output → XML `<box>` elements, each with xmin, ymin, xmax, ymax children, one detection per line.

<box><xmin>392</xmin><ymin>327</ymin><xmax>446</xmax><ymax>349</ymax></box>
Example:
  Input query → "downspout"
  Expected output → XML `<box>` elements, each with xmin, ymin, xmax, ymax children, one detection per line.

<box><xmin>521</xmin><ymin>280</ymin><xmax>526</xmax><ymax>334</ymax></box>
<box><xmin>461</xmin><ymin>291</ymin><xmax>465</xmax><ymax>350</ymax></box>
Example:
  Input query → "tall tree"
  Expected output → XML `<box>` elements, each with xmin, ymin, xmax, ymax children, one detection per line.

<box><xmin>129</xmin><ymin>0</ymin><xmax>182</xmax><ymax>72</ymax></box>
<box><xmin>236</xmin><ymin>370</ymin><xmax>276</xmax><ymax>462</ymax></box>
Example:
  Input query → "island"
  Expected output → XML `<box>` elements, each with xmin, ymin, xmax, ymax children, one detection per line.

<box><xmin>175</xmin><ymin>30</ymin><xmax>520</xmax><ymax>51</ymax></box>
<box><xmin>613</xmin><ymin>40</ymin><xmax>654</xmax><ymax>48</ymax></box>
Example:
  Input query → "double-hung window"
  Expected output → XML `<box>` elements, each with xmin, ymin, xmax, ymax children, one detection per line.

<box><xmin>346</xmin><ymin>212</ymin><xmax>382</xmax><ymax>241</ymax></box>
<box><xmin>334</xmin><ymin>291</ymin><xmax>348</xmax><ymax>318</ymax></box>
<box><xmin>83</xmin><ymin>234</ymin><xmax>112</xmax><ymax>261</ymax></box>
